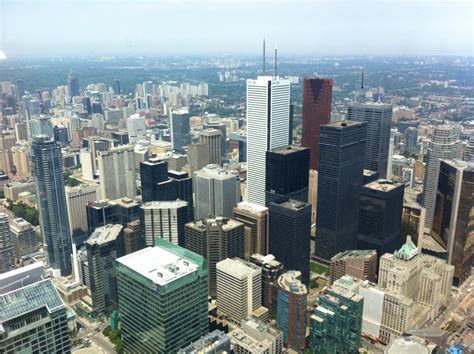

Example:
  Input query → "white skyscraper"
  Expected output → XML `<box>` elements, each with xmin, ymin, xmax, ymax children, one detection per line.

<box><xmin>246</xmin><ymin>76</ymin><xmax>290</xmax><ymax>206</ymax></box>
<box><xmin>65</xmin><ymin>184</ymin><xmax>100</xmax><ymax>243</ymax></box>
<box><xmin>125</xmin><ymin>113</ymin><xmax>146</xmax><ymax>144</ymax></box>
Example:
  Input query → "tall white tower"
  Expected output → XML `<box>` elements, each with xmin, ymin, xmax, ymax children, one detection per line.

<box><xmin>246</xmin><ymin>76</ymin><xmax>290</xmax><ymax>206</ymax></box>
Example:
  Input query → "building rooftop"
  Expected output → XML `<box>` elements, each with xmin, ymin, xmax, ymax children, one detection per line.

<box><xmin>278</xmin><ymin>271</ymin><xmax>307</xmax><ymax>294</ymax></box>
<box><xmin>178</xmin><ymin>330</ymin><xmax>229</xmax><ymax>353</ymax></box>
<box><xmin>331</xmin><ymin>249</ymin><xmax>376</xmax><ymax>260</ymax></box>
<box><xmin>272</xmin><ymin>198</ymin><xmax>309</xmax><ymax>210</ymax></box>
<box><xmin>269</xmin><ymin>145</ymin><xmax>309</xmax><ymax>155</ymax></box>
<box><xmin>86</xmin><ymin>224</ymin><xmax>123</xmax><ymax>246</ymax></box>
<box><xmin>394</xmin><ymin>236</ymin><xmax>419</xmax><ymax>260</ymax></box>
<box><xmin>141</xmin><ymin>200</ymin><xmax>188</xmax><ymax>209</ymax></box>
<box><xmin>196</xmin><ymin>164</ymin><xmax>239</xmax><ymax>179</ymax></box>
<box><xmin>216</xmin><ymin>258</ymin><xmax>260</xmax><ymax>279</ymax></box>
<box><xmin>364</xmin><ymin>179</ymin><xmax>402</xmax><ymax>192</ymax></box>
<box><xmin>236</xmin><ymin>201</ymin><xmax>268</xmax><ymax>214</ymax></box>
<box><xmin>186</xmin><ymin>217</ymin><xmax>243</xmax><ymax>232</ymax></box>
<box><xmin>324</xmin><ymin>120</ymin><xmax>365</xmax><ymax>129</ymax></box>
<box><xmin>116</xmin><ymin>245</ymin><xmax>199</xmax><ymax>287</ymax></box>
<box><xmin>387</xmin><ymin>336</ymin><xmax>431</xmax><ymax>354</ymax></box>
<box><xmin>250</xmin><ymin>254</ymin><xmax>282</xmax><ymax>268</ymax></box>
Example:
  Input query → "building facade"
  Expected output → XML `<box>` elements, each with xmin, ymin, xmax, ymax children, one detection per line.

<box><xmin>9</xmin><ymin>217</ymin><xmax>38</xmax><ymax>259</ymax></box>
<box><xmin>170</xmin><ymin>109</ymin><xmax>191</xmax><ymax>153</ymax></box>
<box><xmin>200</xmin><ymin>128</ymin><xmax>222</xmax><ymax>165</ymax></box>
<box><xmin>233</xmin><ymin>201</ymin><xmax>269</xmax><ymax>258</ymax></box>
<box><xmin>329</xmin><ymin>249</ymin><xmax>377</xmax><ymax>284</ymax></box>
<box><xmin>0</xmin><ymin>213</ymin><xmax>15</xmax><ymax>273</ymax></box>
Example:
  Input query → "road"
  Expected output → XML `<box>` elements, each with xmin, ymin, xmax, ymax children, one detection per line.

<box><xmin>74</xmin><ymin>318</ymin><xmax>115</xmax><ymax>353</ymax></box>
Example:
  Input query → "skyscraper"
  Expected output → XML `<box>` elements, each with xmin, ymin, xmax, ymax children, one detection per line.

<box><xmin>126</xmin><ymin>113</ymin><xmax>146</xmax><ymax>143</ymax></box>
<box><xmin>269</xmin><ymin>198</ymin><xmax>311</xmax><ymax>284</ymax></box>
<box><xmin>187</xmin><ymin>143</ymin><xmax>211</xmax><ymax>171</ymax></box>
<box><xmin>347</xmin><ymin>102</ymin><xmax>392</xmax><ymax>178</ymax></box>
<box><xmin>113</xmin><ymin>79</ymin><xmax>121</xmax><ymax>95</ymax></box>
<box><xmin>315</xmin><ymin>121</ymin><xmax>367</xmax><ymax>262</ymax></box>
<box><xmin>301</xmin><ymin>77</ymin><xmax>333</xmax><ymax>170</ymax></box>
<box><xmin>422</xmin><ymin>125</ymin><xmax>460</xmax><ymax>229</ymax></box>
<box><xmin>358</xmin><ymin>180</ymin><xmax>405</xmax><ymax>259</ymax></box>
<box><xmin>277</xmin><ymin>271</ymin><xmax>307</xmax><ymax>351</ymax></box>
<box><xmin>0</xmin><ymin>213</ymin><xmax>15</xmax><ymax>273</ymax></box>
<box><xmin>185</xmin><ymin>217</ymin><xmax>245</xmax><ymax>297</ymax></box>
<box><xmin>68</xmin><ymin>75</ymin><xmax>79</xmax><ymax>102</ymax></box>
<box><xmin>233</xmin><ymin>201</ymin><xmax>269</xmax><ymax>258</ymax></box>
<box><xmin>432</xmin><ymin>160</ymin><xmax>473</xmax><ymax>285</ymax></box>
<box><xmin>97</xmin><ymin>145</ymin><xmax>137</xmax><ymax>200</ymax></box>
<box><xmin>140</xmin><ymin>157</ymin><xmax>169</xmax><ymax>202</ymax></box>
<box><xmin>203</xmin><ymin>115</ymin><xmax>227</xmax><ymax>159</ymax></box>
<box><xmin>116</xmin><ymin>240</ymin><xmax>208</xmax><ymax>353</ymax></box>
<box><xmin>405</xmin><ymin>126</ymin><xmax>418</xmax><ymax>152</ymax></box>
<box><xmin>10</xmin><ymin>217</ymin><xmax>39</xmax><ymax>258</ymax></box>
<box><xmin>200</xmin><ymin>128</ymin><xmax>221</xmax><ymax>165</ymax></box>
<box><xmin>247</xmin><ymin>76</ymin><xmax>290</xmax><ymax>206</ymax></box>
<box><xmin>31</xmin><ymin>135</ymin><xmax>72</xmax><ymax>275</ymax></box>
<box><xmin>194</xmin><ymin>164</ymin><xmax>240</xmax><ymax>220</ymax></box>
<box><xmin>265</xmin><ymin>145</ymin><xmax>310</xmax><ymax>205</ymax></box>
<box><xmin>170</xmin><ymin>109</ymin><xmax>191</xmax><ymax>153</ymax></box>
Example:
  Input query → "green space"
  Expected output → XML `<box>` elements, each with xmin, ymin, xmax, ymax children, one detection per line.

<box><xmin>103</xmin><ymin>326</ymin><xmax>123</xmax><ymax>354</ymax></box>
<box><xmin>64</xmin><ymin>171</ymin><xmax>81</xmax><ymax>187</ymax></box>
<box><xmin>6</xmin><ymin>202</ymin><xmax>40</xmax><ymax>226</ymax></box>
<box><xmin>310</xmin><ymin>261</ymin><xmax>329</xmax><ymax>275</ymax></box>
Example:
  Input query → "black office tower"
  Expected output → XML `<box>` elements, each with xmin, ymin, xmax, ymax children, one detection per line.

<box><xmin>269</xmin><ymin>198</ymin><xmax>311</xmax><ymax>284</ymax></box>
<box><xmin>113</xmin><ymin>80</ymin><xmax>121</xmax><ymax>95</ymax></box>
<box><xmin>315</xmin><ymin>120</ymin><xmax>367</xmax><ymax>262</ymax></box>
<box><xmin>265</xmin><ymin>145</ymin><xmax>310</xmax><ymax>206</ymax></box>
<box><xmin>357</xmin><ymin>180</ymin><xmax>405</xmax><ymax>259</ymax></box>
<box><xmin>168</xmin><ymin>170</ymin><xmax>194</xmax><ymax>220</ymax></box>
<box><xmin>140</xmin><ymin>157</ymin><xmax>169</xmax><ymax>202</ymax></box>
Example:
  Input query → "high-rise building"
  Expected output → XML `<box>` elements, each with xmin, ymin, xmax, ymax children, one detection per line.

<box><xmin>228</xmin><ymin>317</ymin><xmax>283</xmax><ymax>354</ymax></box>
<box><xmin>401</xmin><ymin>201</ymin><xmax>426</xmax><ymax>251</ymax></box>
<box><xmin>269</xmin><ymin>198</ymin><xmax>311</xmax><ymax>284</ymax></box>
<box><xmin>265</xmin><ymin>145</ymin><xmax>310</xmax><ymax>205</ymax></box>
<box><xmin>358</xmin><ymin>180</ymin><xmax>405</xmax><ymax>259</ymax></box>
<box><xmin>123</xmin><ymin>220</ymin><xmax>143</xmax><ymax>255</ymax></box>
<box><xmin>178</xmin><ymin>330</ymin><xmax>231</xmax><ymax>354</ymax></box>
<box><xmin>86</xmin><ymin>224</ymin><xmax>124</xmax><ymax>313</ymax></box>
<box><xmin>10</xmin><ymin>145</ymin><xmax>31</xmax><ymax>179</ymax></box>
<box><xmin>432</xmin><ymin>159</ymin><xmax>473</xmax><ymax>285</ymax></box>
<box><xmin>140</xmin><ymin>157</ymin><xmax>169</xmax><ymax>202</ymax></box>
<box><xmin>113</xmin><ymin>79</ymin><xmax>121</xmax><ymax>95</ymax></box>
<box><xmin>315</xmin><ymin>121</ymin><xmax>367</xmax><ymax>261</ymax></box>
<box><xmin>65</xmin><ymin>183</ymin><xmax>100</xmax><ymax>245</ymax></box>
<box><xmin>200</xmin><ymin>128</ymin><xmax>222</xmax><ymax>165</ymax></box>
<box><xmin>249</xmin><ymin>253</ymin><xmax>284</xmax><ymax>319</ymax></box>
<box><xmin>126</xmin><ymin>113</ymin><xmax>146</xmax><ymax>143</ymax></box>
<box><xmin>233</xmin><ymin>201</ymin><xmax>269</xmax><ymax>258</ymax></box>
<box><xmin>53</xmin><ymin>125</ymin><xmax>69</xmax><ymax>146</ymax></box>
<box><xmin>276</xmin><ymin>271</ymin><xmax>307</xmax><ymax>351</ymax></box>
<box><xmin>97</xmin><ymin>145</ymin><xmax>137</xmax><ymax>200</ymax></box>
<box><xmin>310</xmin><ymin>284</ymin><xmax>363</xmax><ymax>354</ymax></box>
<box><xmin>347</xmin><ymin>102</ymin><xmax>392</xmax><ymax>178</ymax></box>
<box><xmin>203</xmin><ymin>115</ymin><xmax>227</xmax><ymax>159</ymax></box>
<box><xmin>405</xmin><ymin>127</ymin><xmax>418</xmax><ymax>152</ymax></box>
<box><xmin>247</xmin><ymin>76</ymin><xmax>290</xmax><ymax>206</ymax></box>
<box><xmin>422</xmin><ymin>125</ymin><xmax>460</xmax><ymax>229</ymax></box>
<box><xmin>31</xmin><ymin>136</ymin><xmax>72</xmax><ymax>275</ymax></box>
<box><xmin>0</xmin><ymin>213</ymin><xmax>15</xmax><ymax>273</ymax></box>
<box><xmin>187</xmin><ymin>143</ymin><xmax>211</xmax><ymax>170</ymax></box>
<box><xmin>216</xmin><ymin>258</ymin><xmax>263</xmax><ymax>323</ymax></box>
<box><xmin>68</xmin><ymin>75</ymin><xmax>79</xmax><ymax>101</ymax></box>
<box><xmin>170</xmin><ymin>109</ymin><xmax>191</xmax><ymax>153</ymax></box>
<box><xmin>301</xmin><ymin>77</ymin><xmax>333</xmax><ymax>170</ymax></box>
<box><xmin>116</xmin><ymin>240</ymin><xmax>208</xmax><ymax>353</ymax></box>
<box><xmin>0</xmin><ymin>279</ymin><xmax>71</xmax><ymax>353</ymax></box>
<box><xmin>185</xmin><ymin>217</ymin><xmax>245</xmax><ymax>297</ymax></box>
<box><xmin>464</xmin><ymin>133</ymin><xmax>474</xmax><ymax>162</ymax></box>
<box><xmin>194</xmin><ymin>164</ymin><xmax>240</xmax><ymax>220</ymax></box>
<box><xmin>9</xmin><ymin>217</ymin><xmax>39</xmax><ymax>258</ymax></box>
<box><xmin>140</xmin><ymin>200</ymin><xmax>190</xmax><ymax>247</ymax></box>
<box><xmin>329</xmin><ymin>249</ymin><xmax>377</xmax><ymax>284</ymax></box>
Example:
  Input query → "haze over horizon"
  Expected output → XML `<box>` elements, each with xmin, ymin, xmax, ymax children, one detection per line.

<box><xmin>1</xmin><ymin>0</ymin><xmax>473</xmax><ymax>58</ymax></box>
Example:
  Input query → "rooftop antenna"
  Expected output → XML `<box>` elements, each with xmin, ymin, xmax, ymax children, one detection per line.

<box><xmin>263</xmin><ymin>39</ymin><xmax>266</xmax><ymax>75</ymax></box>
<box><xmin>274</xmin><ymin>43</ymin><xmax>278</xmax><ymax>78</ymax></box>
<box><xmin>377</xmin><ymin>77</ymin><xmax>382</xmax><ymax>103</ymax></box>
<box><xmin>355</xmin><ymin>68</ymin><xmax>364</xmax><ymax>102</ymax></box>
<box><xmin>361</xmin><ymin>68</ymin><xmax>364</xmax><ymax>90</ymax></box>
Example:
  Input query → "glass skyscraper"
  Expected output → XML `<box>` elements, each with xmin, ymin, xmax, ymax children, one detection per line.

<box><xmin>31</xmin><ymin>135</ymin><xmax>72</xmax><ymax>276</ymax></box>
<box><xmin>170</xmin><ymin>109</ymin><xmax>191</xmax><ymax>152</ymax></box>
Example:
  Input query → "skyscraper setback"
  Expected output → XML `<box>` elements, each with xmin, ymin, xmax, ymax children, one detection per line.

<box><xmin>301</xmin><ymin>77</ymin><xmax>333</xmax><ymax>170</ymax></box>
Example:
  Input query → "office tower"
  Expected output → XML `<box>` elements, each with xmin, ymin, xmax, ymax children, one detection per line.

<box><xmin>301</xmin><ymin>77</ymin><xmax>333</xmax><ymax>170</ymax></box>
<box><xmin>170</xmin><ymin>109</ymin><xmax>191</xmax><ymax>152</ymax></box>
<box><xmin>228</xmin><ymin>317</ymin><xmax>284</xmax><ymax>354</ymax></box>
<box><xmin>269</xmin><ymin>198</ymin><xmax>311</xmax><ymax>284</ymax></box>
<box><xmin>97</xmin><ymin>145</ymin><xmax>136</xmax><ymax>200</ymax></box>
<box><xmin>140</xmin><ymin>200</ymin><xmax>189</xmax><ymax>247</ymax></box>
<box><xmin>379</xmin><ymin>293</ymin><xmax>415</xmax><ymax>344</ymax></box>
<box><xmin>250</xmin><ymin>253</ymin><xmax>284</xmax><ymax>319</ymax></box>
<box><xmin>68</xmin><ymin>75</ymin><xmax>79</xmax><ymax>101</ymax></box>
<box><xmin>53</xmin><ymin>125</ymin><xmax>69</xmax><ymax>146</ymax></box>
<box><xmin>464</xmin><ymin>134</ymin><xmax>474</xmax><ymax>162</ymax></box>
<box><xmin>140</xmin><ymin>157</ymin><xmax>169</xmax><ymax>202</ymax></box>
<box><xmin>315</xmin><ymin>121</ymin><xmax>367</xmax><ymax>261</ymax></box>
<box><xmin>200</xmin><ymin>128</ymin><xmax>222</xmax><ymax>165</ymax></box>
<box><xmin>238</xmin><ymin>135</ymin><xmax>247</xmax><ymax>163</ymax></box>
<box><xmin>178</xmin><ymin>330</ymin><xmax>231</xmax><ymax>354</ymax></box>
<box><xmin>401</xmin><ymin>201</ymin><xmax>426</xmax><ymax>251</ymax></box>
<box><xmin>432</xmin><ymin>160</ymin><xmax>473</xmax><ymax>285</ymax></box>
<box><xmin>194</xmin><ymin>164</ymin><xmax>240</xmax><ymax>220</ymax></box>
<box><xmin>29</xmin><ymin>115</ymin><xmax>54</xmax><ymax>139</ymax></box>
<box><xmin>65</xmin><ymin>184</ymin><xmax>100</xmax><ymax>245</ymax></box>
<box><xmin>265</xmin><ymin>145</ymin><xmax>310</xmax><ymax>205</ymax></box>
<box><xmin>216</xmin><ymin>258</ymin><xmax>263</xmax><ymax>323</ymax></box>
<box><xmin>405</xmin><ymin>126</ymin><xmax>418</xmax><ymax>152</ymax></box>
<box><xmin>329</xmin><ymin>249</ymin><xmax>377</xmax><ymax>284</ymax></box>
<box><xmin>185</xmin><ymin>217</ymin><xmax>245</xmax><ymax>297</ymax></box>
<box><xmin>126</xmin><ymin>113</ymin><xmax>146</xmax><ymax>143</ymax></box>
<box><xmin>233</xmin><ymin>201</ymin><xmax>269</xmax><ymax>258</ymax></box>
<box><xmin>187</xmin><ymin>142</ymin><xmax>211</xmax><ymax>170</ymax></box>
<box><xmin>0</xmin><ymin>279</ymin><xmax>71</xmax><ymax>353</ymax></box>
<box><xmin>0</xmin><ymin>213</ymin><xmax>15</xmax><ymax>273</ymax></box>
<box><xmin>310</xmin><ymin>285</ymin><xmax>363</xmax><ymax>354</ymax></box>
<box><xmin>347</xmin><ymin>102</ymin><xmax>392</xmax><ymax>178</ymax></box>
<box><xmin>113</xmin><ymin>79</ymin><xmax>121</xmax><ymax>95</ymax></box>
<box><xmin>169</xmin><ymin>170</ymin><xmax>194</xmax><ymax>220</ymax></box>
<box><xmin>422</xmin><ymin>125</ymin><xmax>460</xmax><ymax>229</ymax></box>
<box><xmin>358</xmin><ymin>180</ymin><xmax>405</xmax><ymax>258</ymax></box>
<box><xmin>14</xmin><ymin>122</ymin><xmax>28</xmax><ymax>141</ymax></box>
<box><xmin>277</xmin><ymin>271</ymin><xmax>307</xmax><ymax>351</ymax></box>
<box><xmin>123</xmin><ymin>220</ymin><xmax>143</xmax><ymax>255</ymax></box>
<box><xmin>204</xmin><ymin>116</ymin><xmax>227</xmax><ymax>158</ymax></box>
<box><xmin>10</xmin><ymin>217</ymin><xmax>38</xmax><ymax>258</ymax></box>
<box><xmin>31</xmin><ymin>136</ymin><xmax>72</xmax><ymax>275</ymax></box>
<box><xmin>82</xmin><ymin>96</ymin><xmax>92</xmax><ymax>114</ymax></box>
<box><xmin>112</xmin><ymin>130</ymin><xmax>129</xmax><ymax>146</ymax></box>
<box><xmin>247</xmin><ymin>75</ymin><xmax>290</xmax><ymax>206</ymax></box>
<box><xmin>86</xmin><ymin>224</ymin><xmax>124</xmax><ymax>313</ymax></box>
<box><xmin>116</xmin><ymin>239</ymin><xmax>208</xmax><ymax>353</ymax></box>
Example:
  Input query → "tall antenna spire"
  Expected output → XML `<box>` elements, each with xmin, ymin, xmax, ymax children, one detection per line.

<box><xmin>361</xmin><ymin>68</ymin><xmax>364</xmax><ymax>90</ymax></box>
<box><xmin>377</xmin><ymin>77</ymin><xmax>382</xmax><ymax>103</ymax></box>
<box><xmin>274</xmin><ymin>43</ymin><xmax>278</xmax><ymax>78</ymax></box>
<box><xmin>263</xmin><ymin>39</ymin><xmax>266</xmax><ymax>75</ymax></box>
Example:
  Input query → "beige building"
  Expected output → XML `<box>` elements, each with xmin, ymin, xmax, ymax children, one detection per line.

<box><xmin>65</xmin><ymin>184</ymin><xmax>100</xmax><ymax>241</ymax></box>
<box><xmin>11</xmin><ymin>143</ymin><xmax>31</xmax><ymax>179</ymax></box>
<box><xmin>233</xmin><ymin>201</ymin><xmax>269</xmax><ymax>258</ymax></box>
<box><xmin>228</xmin><ymin>317</ymin><xmax>283</xmax><ymax>354</ymax></box>
<box><xmin>308</xmin><ymin>170</ymin><xmax>318</xmax><ymax>223</ymax></box>
<box><xmin>329</xmin><ymin>249</ymin><xmax>377</xmax><ymax>284</ymax></box>
<box><xmin>379</xmin><ymin>292</ymin><xmax>415</xmax><ymax>344</ymax></box>
<box><xmin>200</xmin><ymin>128</ymin><xmax>221</xmax><ymax>165</ymax></box>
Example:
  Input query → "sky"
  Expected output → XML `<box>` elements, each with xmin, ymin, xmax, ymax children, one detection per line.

<box><xmin>1</xmin><ymin>0</ymin><xmax>473</xmax><ymax>58</ymax></box>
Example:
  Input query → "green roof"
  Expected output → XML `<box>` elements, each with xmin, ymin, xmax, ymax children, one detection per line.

<box><xmin>395</xmin><ymin>236</ymin><xmax>418</xmax><ymax>260</ymax></box>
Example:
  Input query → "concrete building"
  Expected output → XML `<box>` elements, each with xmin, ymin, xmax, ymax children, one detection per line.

<box><xmin>200</xmin><ymin>128</ymin><xmax>221</xmax><ymax>165</ymax></box>
<box><xmin>97</xmin><ymin>145</ymin><xmax>136</xmax><ymax>200</ymax></box>
<box><xmin>187</xmin><ymin>142</ymin><xmax>211</xmax><ymax>171</ymax></box>
<box><xmin>329</xmin><ymin>249</ymin><xmax>377</xmax><ymax>284</ymax></box>
<box><xmin>11</xmin><ymin>143</ymin><xmax>31</xmax><ymax>178</ymax></box>
<box><xmin>116</xmin><ymin>240</ymin><xmax>208</xmax><ymax>353</ymax></box>
<box><xmin>228</xmin><ymin>317</ymin><xmax>283</xmax><ymax>354</ymax></box>
<box><xmin>185</xmin><ymin>217</ymin><xmax>245</xmax><ymax>297</ymax></box>
<box><xmin>401</xmin><ymin>201</ymin><xmax>426</xmax><ymax>251</ymax></box>
<box><xmin>126</xmin><ymin>113</ymin><xmax>146</xmax><ymax>143</ymax></box>
<box><xmin>123</xmin><ymin>220</ymin><xmax>142</xmax><ymax>255</ymax></box>
<box><xmin>170</xmin><ymin>109</ymin><xmax>191</xmax><ymax>153</ymax></box>
<box><xmin>216</xmin><ymin>258</ymin><xmax>264</xmax><ymax>323</ymax></box>
<box><xmin>9</xmin><ymin>217</ymin><xmax>38</xmax><ymax>258</ymax></box>
<box><xmin>233</xmin><ymin>201</ymin><xmax>269</xmax><ymax>258</ymax></box>
<box><xmin>178</xmin><ymin>330</ymin><xmax>231</xmax><ymax>354</ymax></box>
<box><xmin>194</xmin><ymin>164</ymin><xmax>240</xmax><ymax>220</ymax></box>
<box><xmin>0</xmin><ymin>213</ymin><xmax>15</xmax><ymax>273</ymax></box>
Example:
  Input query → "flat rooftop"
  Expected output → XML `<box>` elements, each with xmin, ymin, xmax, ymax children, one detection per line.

<box><xmin>364</xmin><ymin>179</ymin><xmax>402</xmax><ymax>192</ymax></box>
<box><xmin>216</xmin><ymin>258</ymin><xmax>260</xmax><ymax>279</ymax></box>
<box><xmin>86</xmin><ymin>224</ymin><xmax>123</xmax><ymax>246</ymax></box>
<box><xmin>270</xmin><ymin>145</ymin><xmax>309</xmax><ymax>155</ymax></box>
<box><xmin>332</xmin><ymin>249</ymin><xmax>376</xmax><ymax>260</ymax></box>
<box><xmin>141</xmin><ymin>200</ymin><xmax>188</xmax><ymax>209</ymax></box>
<box><xmin>324</xmin><ymin>120</ymin><xmax>365</xmax><ymax>128</ymax></box>
<box><xmin>236</xmin><ymin>201</ymin><xmax>268</xmax><ymax>213</ymax></box>
<box><xmin>187</xmin><ymin>217</ymin><xmax>243</xmax><ymax>231</ymax></box>
<box><xmin>196</xmin><ymin>164</ymin><xmax>238</xmax><ymax>179</ymax></box>
<box><xmin>116</xmin><ymin>246</ymin><xmax>199</xmax><ymax>287</ymax></box>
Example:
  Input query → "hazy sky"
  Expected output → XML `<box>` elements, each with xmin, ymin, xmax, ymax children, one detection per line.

<box><xmin>1</xmin><ymin>0</ymin><xmax>473</xmax><ymax>58</ymax></box>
